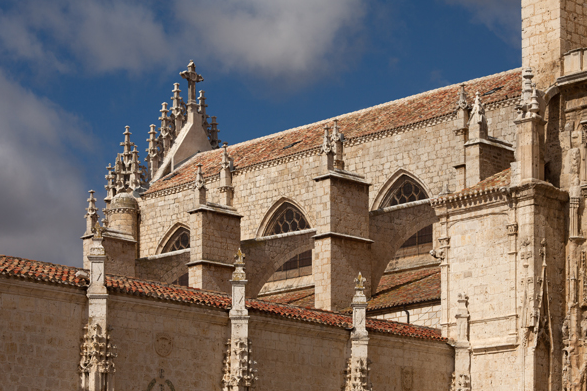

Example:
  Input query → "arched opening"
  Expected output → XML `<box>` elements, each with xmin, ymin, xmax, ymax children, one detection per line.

<box><xmin>264</xmin><ymin>202</ymin><xmax>310</xmax><ymax>236</ymax></box>
<box><xmin>381</xmin><ymin>175</ymin><xmax>433</xmax><ymax>270</ymax></box>
<box><xmin>163</xmin><ymin>227</ymin><xmax>190</xmax><ymax>253</ymax></box>
<box><xmin>162</xmin><ymin>227</ymin><xmax>190</xmax><ymax>287</ymax></box>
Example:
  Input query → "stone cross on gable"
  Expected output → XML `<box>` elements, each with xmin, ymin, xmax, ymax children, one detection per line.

<box><xmin>180</xmin><ymin>60</ymin><xmax>204</xmax><ymax>105</ymax></box>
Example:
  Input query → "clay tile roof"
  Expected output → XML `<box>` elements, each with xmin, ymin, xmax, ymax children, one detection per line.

<box><xmin>0</xmin><ymin>255</ymin><xmax>88</xmax><ymax>286</ymax></box>
<box><xmin>0</xmin><ymin>255</ymin><xmax>444</xmax><ymax>341</ymax></box>
<box><xmin>260</xmin><ymin>267</ymin><xmax>441</xmax><ymax>314</ymax></box>
<box><xmin>146</xmin><ymin>68</ymin><xmax>522</xmax><ymax>194</ymax></box>
<box><xmin>368</xmin><ymin>268</ymin><xmax>440</xmax><ymax>311</ymax></box>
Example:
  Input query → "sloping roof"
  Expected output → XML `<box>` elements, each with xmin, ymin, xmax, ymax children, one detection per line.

<box><xmin>0</xmin><ymin>255</ymin><xmax>443</xmax><ymax>341</ymax></box>
<box><xmin>368</xmin><ymin>268</ymin><xmax>440</xmax><ymax>311</ymax></box>
<box><xmin>259</xmin><ymin>266</ymin><xmax>441</xmax><ymax>314</ymax></box>
<box><xmin>146</xmin><ymin>68</ymin><xmax>522</xmax><ymax>195</ymax></box>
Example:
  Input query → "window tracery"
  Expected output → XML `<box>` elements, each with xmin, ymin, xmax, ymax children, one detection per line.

<box><xmin>382</xmin><ymin>176</ymin><xmax>428</xmax><ymax>207</ymax></box>
<box><xmin>383</xmin><ymin>176</ymin><xmax>432</xmax><ymax>249</ymax></box>
<box><xmin>163</xmin><ymin>227</ymin><xmax>190</xmax><ymax>253</ymax></box>
<box><xmin>265</xmin><ymin>203</ymin><xmax>310</xmax><ymax>236</ymax></box>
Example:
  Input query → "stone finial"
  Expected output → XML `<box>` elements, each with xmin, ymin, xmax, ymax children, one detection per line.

<box><xmin>180</xmin><ymin>60</ymin><xmax>204</xmax><ymax>106</ymax></box>
<box><xmin>104</xmin><ymin>164</ymin><xmax>115</xmax><ymax>202</ymax></box>
<box><xmin>456</xmin><ymin>83</ymin><xmax>470</xmax><ymax>110</ymax></box>
<box><xmin>198</xmin><ymin>90</ymin><xmax>207</xmax><ymax>117</ymax></box>
<box><xmin>321</xmin><ymin>125</ymin><xmax>334</xmax><ymax>171</ymax></box>
<box><xmin>522</xmin><ymin>67</ymin><xmax>534</xmax><ymax>104</ymax></box>
<box><xmin>209</xmin><ymin>116</ymin><xmax>220</xmax><ymax>149</ymax></box>
<box><xmin>331</xmin><ymin>119</ymin><xmax>345</xmax><ymax>170</ymax></box>
<box><xmin>467</xmin><ymin>92</ymin><xmax>488</xmax><ymax>139</ymax></box>
<box><xmin>219</xmin><ymin>142</ymin><xmax>235</xmax><ymax>206</ymax></box>
<box><xmin>84</xmin><ymin>190</ymin><xmax>99</xmax><ymax>236</ymax></box>
<box><xmin>171</xmin><ymin>83</ymin><xmax>185</xmax><ymax>132</ymax></box>
<box><xmin>232</xmin><ymin>249</ymin><xmax>246</xmax><ymax>281</ymax></box>
<box><xmin>194</xmin><ymin>163</ymin><xmax>207</xmax><ymax>206</ymax></box>
<box><xmin>529</xmin><ymin>85</ymin><xmax>540</xmax><ymax>117</ymax></box>
<box><xmin>146</xmin><ymin>124</ymin><xmax>159</xmax><ymax>180</ymax></box>
<box><xmin>129</xmin><ymin>146</ymin><xmax>142</xmax><ymax>190</ymax></box>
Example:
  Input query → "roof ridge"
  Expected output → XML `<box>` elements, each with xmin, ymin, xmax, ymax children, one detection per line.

<box><xmin>180</xmin><ymin>68</ymin><xmax>523</xmax><ymax>160</ymax></box>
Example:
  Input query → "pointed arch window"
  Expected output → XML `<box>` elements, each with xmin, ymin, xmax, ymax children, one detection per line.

<box><xmin>163</xmin><ymin>227</ymin><xmax>190</xmax><ymax>253</ymax></box>
<box><xmin>265</xmin><ymin>203</ymin><xmax>310</xmax><ymax>236</ymax></box>
<box><xmin>382</xmin><ymin>176</ymin><xmax>428</xmax><ymax>207</ymax></box>
<box><xmin>383</xmin><ymin>176</ymin><xmax>432</xmax><ymax>249</ymax></box>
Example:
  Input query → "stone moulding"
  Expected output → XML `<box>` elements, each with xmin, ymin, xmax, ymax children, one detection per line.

<box><xmin>141</xmin><ymin>96</ymin><xmax>520</xmax><ymax>200</ymax></box>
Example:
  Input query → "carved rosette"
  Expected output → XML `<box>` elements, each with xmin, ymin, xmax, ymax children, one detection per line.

<box><xmin>342</xmin><ymin>357</ymin><xmax>373</xmax><ymax>391</ymax></box>
<box><xmin>221</xmin><ymin>338</ymin><xmax>258</xmax><ymax>391</ymax></box>
<box><xmin>79</xmin><ymin>324</ymin><xmax>117</xmax><ymax>391</ymax></box>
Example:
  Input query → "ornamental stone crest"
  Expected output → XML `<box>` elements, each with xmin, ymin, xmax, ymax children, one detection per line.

<box><xmin>79</xmin><ymin>323</ymin><xmax>117</xmax><ymax>391</ymax></box>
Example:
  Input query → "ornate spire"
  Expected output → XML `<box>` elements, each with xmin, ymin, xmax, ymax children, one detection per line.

<box><xmin>219</xmin><ymin>143</ymin><xmax>235</xmax><ymax>207</ymax></box>
<box><xmin>467</xmin><ymin>92</ymin><xmax>488</xmax><ymax>139</ymax></box>
<box><xmin>84</xmin><ymin>190</ymin><xmax>99</xmax><ymax>236</ymax></box>
<box><xmin>146</xmin><ymin>124</ymin><xmax>159</xmax><ymax>181</ymax></box>
<box><xmin>210</xmin><ymin>116</ymin><xmax>220</xmax><ymax>149</ymax></box>
<box><xmin>171</xmin><ymin>83</ymin><xmax>185</xmax><ymax>133</ymax></box>
<box><xmin>530</xmin><ymin>85</ymin><xmax>540</xmax><ymax>117</ymax></box>
<box><xmin>351</xmin><ymin>272</ymin><xmax>368</xmax><ymax>338</ymax></box>
<box><xmin>198</xmin><ymin>90</ymin><xmax>207</xmax><ymax>117</ymax></box>
<box><xmin>104</xmin><ymin>164</ymin><xmax>115</xmax><ymax>202</ymax></box>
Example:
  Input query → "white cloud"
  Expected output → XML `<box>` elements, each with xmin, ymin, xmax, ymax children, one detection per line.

<box><xmin>174</xmin><ymin>0</ymin><xmax>365</xmax><ymax>79</ymax></box>
<box><xmin>0</xmin><ymin>0</ymin><xmax>366</xmax><ymax>81</ymax></box>
<box><xmin>0</xmin><ymin>69</ymin><xmax>91</xmax><ymax>266</ymax></box>
<box><xmin>443</xmin><ymin>0</ymin><xmax>520</xmax><ymax>47</ymax></box>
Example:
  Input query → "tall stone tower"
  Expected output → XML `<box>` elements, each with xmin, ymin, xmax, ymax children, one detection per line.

<box><xmin>522</xmin><ymin>0</ymin><xmax>587</xmax><ymax>89</ymax></box>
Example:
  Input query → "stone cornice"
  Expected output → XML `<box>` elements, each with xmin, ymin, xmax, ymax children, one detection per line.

<box><xmin>313</xmin><ymin>169</ymin><xmax>371</xmax><ymax>185</ymax></box>
<box><xmin>186</xmin><ymin>259</ymin><xmax>235</xmax><ymax>269</ymax></box>
<box><xmin>187</xmin><ymin>203</ymin><xmax>243</xmax><ymax>218</ymax></box>
<box><xmin>312</xmin><ymin>232</ymin><xmax>374</xmax><ymax>244</ymax></box>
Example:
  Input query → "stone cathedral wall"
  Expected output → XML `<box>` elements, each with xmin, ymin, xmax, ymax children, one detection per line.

<box><xmin>138</xmin><ymin>101</ymin><xmax>519</xmax><ymax>261</ymax></box>
<box><xmin>0</xmin><ymin>276</ymin><xmax>454</xmax><ymax>391</ymax></box>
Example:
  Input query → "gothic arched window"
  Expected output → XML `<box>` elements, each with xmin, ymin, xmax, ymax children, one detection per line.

<box><xmin>382</xmin><ymin>176</ymin><xmax>428</xmax><ymax>207</ymax></box>
<box><xmin>383</xmin><ymin>176</ymin><xmax>432</xmax><ymax>249</ymax></box>
<box><xmin>163</xmin><ymin>227</ymin><xmax>190</xmax><ymax>253</ymax></box>
<box><xmin>265</xmin><ymin>203</ymin><xmax>310</xmax><ymax>236</ymax></box>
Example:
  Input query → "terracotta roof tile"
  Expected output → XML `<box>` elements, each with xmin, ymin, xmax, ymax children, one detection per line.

<box><xmin>368</xmin><ymin>270</ymin><xmax>440</xmax><ymax>311</ymax></box>
<box><xmin>146</xmin><ymin>69</ymin><xmax>521</xmax><ymax>194</ymax></box>
<box><xmin>0</xmin><ymin>255</ymin><xmax>443</xmax><ymax>341</ymax></box>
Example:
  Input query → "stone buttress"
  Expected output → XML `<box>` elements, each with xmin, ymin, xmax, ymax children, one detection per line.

<box><xmin>188</xmin><ymin>161</ymin><xmax>242</xmax><ymax>294</ymax></box>
<box><xmin>312</xmin><ymin>124</ymin><xmax>373</xmax><ymax>311</ymax></box>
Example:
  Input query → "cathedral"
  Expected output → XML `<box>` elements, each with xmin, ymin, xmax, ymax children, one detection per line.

<box><xmin>2</xmin><ymin>0</ymin><xmax>587</xmax><ymax>390</ymax></box>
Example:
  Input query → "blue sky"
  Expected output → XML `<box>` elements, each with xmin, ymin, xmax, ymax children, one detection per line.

<box><xmin>0</xmin><ymin>0</ymin><xmax>520</xmax><ymax>266</ymax></box>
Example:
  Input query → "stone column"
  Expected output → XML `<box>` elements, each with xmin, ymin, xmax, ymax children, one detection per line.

<box><xmin>343</xmin><ymin>273</ymin><xmax>373</xmax><ymax>391</ymax></box>
<box><xmin>222</xmin><ymin>249</ymin><xmax>257</xmax><ymax>391</ymax></box>
<box><xmin>188</xmin><ymin>164</ymin><xmax>242</xmax><ymax>294</ymax></box>
<box><xmin>312</xmin><ymin>125</ymin><xmax>373</xmax><ymax>311</ymax></box>
<box><xmin>80</xmin><ymin>227</ymin><xmax>117</xmax><ymax>391</ymax></box>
